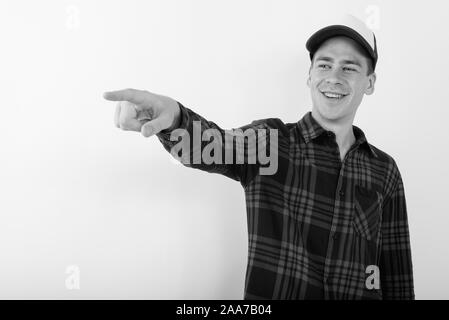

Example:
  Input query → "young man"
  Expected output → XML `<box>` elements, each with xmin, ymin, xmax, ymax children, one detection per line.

<box><xmin>103</xmin><ymin>15</ymin><xmax>414</xmax><ymax>300</ymax></box>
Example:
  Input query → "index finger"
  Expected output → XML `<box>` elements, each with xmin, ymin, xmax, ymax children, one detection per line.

<box><xmin>103</xmin><ymin>88</ymin><xmax>148</xmax><ymax>105</ymax></box>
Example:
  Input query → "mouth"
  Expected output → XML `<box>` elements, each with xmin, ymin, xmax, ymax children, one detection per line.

<box><xmin>320</xmin><ymin>91</ymin><xmax>349</xmax><ymax>100</ymax></box>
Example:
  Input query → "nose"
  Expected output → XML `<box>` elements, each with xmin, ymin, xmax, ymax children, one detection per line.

<box><xmin>325</xmin><ymin>68</ymin><xmax>344</xmax><ymax>86</ymax></box>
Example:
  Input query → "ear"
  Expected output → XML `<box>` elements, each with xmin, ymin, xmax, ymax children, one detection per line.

<box><xmin>307</xmin><ymin>63</ymin><xmax>312</xmax><ymax>88</ymax></box>
<box><xmin>365</xmin><ymin>72</ymin><xmax>376</xmax><ymax>95</ymax></box>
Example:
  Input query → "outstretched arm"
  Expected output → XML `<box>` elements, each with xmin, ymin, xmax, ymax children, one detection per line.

<box><xmin>104</xmin><ymin>88</ymin><xmax>280</xmax><ymax>187</ymax></box>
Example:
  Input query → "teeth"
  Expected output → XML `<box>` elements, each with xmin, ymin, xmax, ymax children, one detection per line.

<box><xmin>323</xmin><ymin>92</ymin><xmax>345</xmax><ymax>99</ymax></box>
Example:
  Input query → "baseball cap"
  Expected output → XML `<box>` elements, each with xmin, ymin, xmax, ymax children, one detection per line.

<box><xmin>306</xmin><ymin>14</ymin><xmax>378</xmax><ymax>71</ymax></box>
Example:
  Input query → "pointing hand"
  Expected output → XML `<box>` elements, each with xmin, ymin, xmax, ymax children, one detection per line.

<box><xmin>103</xmin><ymin>88</ymin><xmax>181</xmax><ymax>137</ymax></box>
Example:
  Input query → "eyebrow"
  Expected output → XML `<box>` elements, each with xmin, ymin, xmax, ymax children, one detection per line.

<box><xmin>314</xmin><ymin>56</ymin><xmax>362</xmax><ymax>68</ymax></box>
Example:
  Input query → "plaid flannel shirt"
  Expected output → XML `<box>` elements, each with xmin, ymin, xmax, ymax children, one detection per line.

<box><xmin>157</xmin><ymin>102</ymin><xmax>414</xmax><ymax>300</ymax></box>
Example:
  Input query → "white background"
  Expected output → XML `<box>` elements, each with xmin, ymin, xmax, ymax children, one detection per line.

<box><xmin>0</xmin><ymin>0</ymin><xmax>448</xmax><ymax>299</ymax></box>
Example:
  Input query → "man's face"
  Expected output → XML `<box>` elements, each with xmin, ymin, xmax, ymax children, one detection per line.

<box><xmin>308</xmin><ymin>36</ymin><xmax>376</xmax><ymax>122</ymax></box>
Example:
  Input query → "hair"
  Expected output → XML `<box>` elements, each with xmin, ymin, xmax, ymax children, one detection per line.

<box><xmin>363</xmin><ymin>55</ymin><xmax>375</xmax><ymax>76</ymax></box>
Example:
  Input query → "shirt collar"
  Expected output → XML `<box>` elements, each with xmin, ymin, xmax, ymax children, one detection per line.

<box><xmin>297</xmin><ymin>112</ymin><xmax>378</xmax><ymax>158</ymax></box>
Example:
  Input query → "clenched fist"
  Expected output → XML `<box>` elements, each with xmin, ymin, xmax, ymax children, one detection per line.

<box><xmin>103</xmin><ymin>88</ymin><xmax>181</xmax><ymax>137</ymax></box>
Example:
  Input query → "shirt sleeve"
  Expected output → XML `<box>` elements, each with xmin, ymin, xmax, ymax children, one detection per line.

<box><xmin>379</xmin><ymin>165</ymin><xmax>415</xmax><ymax>300</ymax></box>
<box><xmin>156</xmin><ymin>101</ymin><xmax>284</xmax><ymax>188</ymax></box>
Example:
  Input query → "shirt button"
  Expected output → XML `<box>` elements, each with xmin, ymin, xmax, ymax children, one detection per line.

<box><xmin>339</xmin><ymin>190</ymin><xmax>345</xmax><ymax>197</ymax></box>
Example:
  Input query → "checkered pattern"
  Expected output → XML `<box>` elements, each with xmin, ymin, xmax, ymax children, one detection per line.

<box><xmin>157</xmin><ymin>103</ymin><xmax>414</xmax><ymax>300</ymax></box>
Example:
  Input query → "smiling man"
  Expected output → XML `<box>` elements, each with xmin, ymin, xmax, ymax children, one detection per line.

<box><xmin>103</xmin><ymin>14</ymin><xmax>414</xmax><ymax>300</ymax></box>
<box><xmin>307</xmin><ymin>31</ymin><xmax>377</xmax><ymax>161</ymax></box>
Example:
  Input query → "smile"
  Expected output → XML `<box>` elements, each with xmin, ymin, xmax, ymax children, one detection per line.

<box><xmin>321</xmin><ymin>91</ymin><xmax>348</xmax><ymax>100</ymax></box>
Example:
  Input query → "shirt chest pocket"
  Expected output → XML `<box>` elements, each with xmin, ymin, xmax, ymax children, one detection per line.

<box><xmin>352</xmin><ymin>185</ymin><xmax>383</xmax><ymax>241</ymax></box>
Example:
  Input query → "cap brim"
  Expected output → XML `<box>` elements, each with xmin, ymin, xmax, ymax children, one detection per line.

<box><xmin>306</xmin><ymin>25</ymin><xmax>377</xmax><ymax>69</ymax></box>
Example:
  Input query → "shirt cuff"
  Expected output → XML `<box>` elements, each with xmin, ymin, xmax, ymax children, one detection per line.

<box><xmin>156</xmin><ymin>101</ymin><xmax>189</xmax><ymax>142</ymax></box>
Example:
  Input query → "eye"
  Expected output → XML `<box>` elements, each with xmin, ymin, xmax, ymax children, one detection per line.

<box><xmin>343</xmin><ymin>67</ymin><xmax>357</xmax><ymax>72</ymax></box>
<box><xmin>317</xmin><ymin>64</ymin><xmax>331</xmax><ymax>70</ymax></box>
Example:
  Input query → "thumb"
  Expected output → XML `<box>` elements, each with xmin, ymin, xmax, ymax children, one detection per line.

<box><xmin>141</xmin><ymin>116</ymin><xmax>170</xmax><ymax>138</ymax></box>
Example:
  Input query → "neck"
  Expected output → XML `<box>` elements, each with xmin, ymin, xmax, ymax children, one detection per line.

<box><xmin>311</xmin><ymin>109</ymin><xmax>356</xmax><ymax>160</ymax></box>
